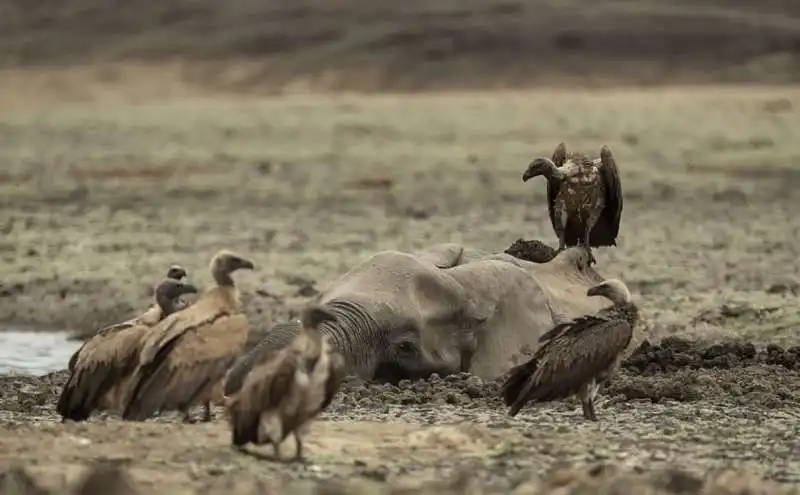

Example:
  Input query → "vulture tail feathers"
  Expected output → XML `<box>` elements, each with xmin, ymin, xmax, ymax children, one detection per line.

<box><xmin>500</xmin><ymin>357</ymin><xmax>539</xmax><ymax>412</ymax></box>
<box><xmin>122</xmin><ymin>333</ymin><xmax>185</xmax><ymax>421</ymax></box>
<box><xmin>228</xmin><ymin>398</ymin><xmax>260</xmax><ymax>447</ymax></box>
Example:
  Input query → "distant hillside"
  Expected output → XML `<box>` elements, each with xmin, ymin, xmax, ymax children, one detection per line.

<box><xmin>2</xmin><ymin>0</ymin><xmax>800</xmax><ymax>89</ymax></box>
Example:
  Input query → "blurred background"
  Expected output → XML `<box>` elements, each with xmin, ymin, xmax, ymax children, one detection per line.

<box><xmin>1</xmin><ymin>0</ymin><xmax>800</xmax><ymax>100</ymax></box>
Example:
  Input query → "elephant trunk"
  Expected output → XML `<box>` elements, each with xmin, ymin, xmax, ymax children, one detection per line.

<box><xmin>315</xmin><ymin>299</ymin><xmax>386</xmax><ymax>379</ymax></box>
<box><xmin>225</xmin><ymin>300</ymin><xmax>385</xmax><ymax>397</ymax></box>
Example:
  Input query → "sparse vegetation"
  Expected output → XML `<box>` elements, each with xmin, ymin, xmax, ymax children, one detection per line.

<box><xmin>2</xmin><ymin>1</ymin><xmax>800</xmax><ymax>491</ymax></box>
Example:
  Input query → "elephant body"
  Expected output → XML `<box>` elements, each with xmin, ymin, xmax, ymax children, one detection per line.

<box><xmin>225</xmin><ymin>243</ymin><xmax>611</xmax><ymax>393</ymax></box>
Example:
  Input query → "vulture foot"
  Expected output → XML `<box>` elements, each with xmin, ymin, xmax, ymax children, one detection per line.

<box><xmin>201</xmin><ymin>403</ymin><xmax>214</xmax><ymax>422</ymax></box>
<box><xmin>581</xmin><ymin>398</ymin><xmax>599</xmax><ymax>422</ymax></box>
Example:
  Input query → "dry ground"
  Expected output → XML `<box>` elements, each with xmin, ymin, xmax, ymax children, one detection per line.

<box><xmin>1</xmin><ymin>86</ymin><xmax>800</xmax><ymax>492</ymax></box>
<box><xmin>2</xmin><ymin>0</ymin><xmax>800</xmax><ymax>90</ymax></box>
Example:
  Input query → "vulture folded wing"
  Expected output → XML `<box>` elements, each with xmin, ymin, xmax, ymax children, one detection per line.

<box><xmin>57</xmin><ymin>324</ymin><xmax>149</xmax><ymax>420</ymax></box>
<box><xmin>68</xmin><ymin>321</ymin><xmax>139</xmax><ymax>372</ymax></box>
<box><xmin>545</xmin><ymin>145</ymin><xmax>568</xmax><ymax>234</ymax></box>
<box><xmin>228</xmin><ymin>349</ymin><xmax>298</xmax><ymax>446</ymax></box>
<box><xmin>319</xmin><ymin>351</ymin><xmax>346</xmax><ymax>411</ymax></box>
<box><xmin>123</xmin><ymin>312</ymin><xmax>249</xmax><ymax>421</ymax></box>
<box><xmin>537</xmin><ymin>321</ymin><xmax>573</xmax><ymax>344</ymax></box>
<box><xmin>133</xmin><ymin>305</ymin><xmax>164</xmax><ymax>327</ymax></box>
<box><xmin>261</xmin><ymin>350</ymin><xmax>300</xmax><ymax>411</ymax></box>
<box><xmin>500</xmin><ymin>355</ymin><xmax>540</xmax><ymax>409</ymax></box>
<box><xmin>518</xmin><ymin>315</ymin><xmax>633</xmax><ymax>405</ymax></box>
<box><xmin>223</xmin><ymin>321</ymin><xmax>301</xmax><ymax>397</ymax></box>
<box><xmin>545</xmin><ymin>178</ymin><xmax>563</xmax><ymax>237</ymax></box>
<box><xmin>137</xmin><ymin>297</ymin><xmax>226</xmax><ymax>365</ymax></box>
<box><xmin>599</xmin><ymin>150</ymin><xmax>623</xmax><ymax>240</ymax></box>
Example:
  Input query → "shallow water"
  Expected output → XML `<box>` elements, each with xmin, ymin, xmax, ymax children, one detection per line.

<box><xmin>0</xmin><ymin>331</ymin><xmax>81</xmax><ymax>376</ymax></box>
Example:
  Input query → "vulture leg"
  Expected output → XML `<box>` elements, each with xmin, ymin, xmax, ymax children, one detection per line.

<box><xmin>579</xmin><ymin>381</ymin><xmax>599</xmax><ymax>422</ymax></box>
<box><xmin>583</xmin><ymin>236</ymin><xmax>596</xmax><ymax>265</ymax></box>
<box><xmin>272</xmin><ymin>441</ymin><xmax>283</xmax><ymax>461</ymax></box>
<box><xmin>293</xmin><ymin>432</ymin><xmax>305</xmax><ymax>462</ymax></box>
<box><xmin>555</xmin><ymin>207</ymin><xmax>568</xmax><ymax>252</ymax></box>
<box><xmin>201</xmin><ymin>402</ymin><xmax>213</xmax><ymax>422</ymax></box>
<box><xmin>181</xmin><ymin>409</ymin><xmax>197</xmax><ymax>424</ymax></box>
<box><xmin>584</xmin><ymin>209</ymin><xmax>602</xmax><ymax>265</ymax></box>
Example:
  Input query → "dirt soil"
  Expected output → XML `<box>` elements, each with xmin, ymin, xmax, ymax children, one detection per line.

<box><xmin>2</xmin><ymin>342</ymin><xmax>800</xmax><ymax>494</ymax></box>
<box><xmin>1</xmin><ymin>86</ymin><xmax>800</xmax><ymax>492</ymax></box>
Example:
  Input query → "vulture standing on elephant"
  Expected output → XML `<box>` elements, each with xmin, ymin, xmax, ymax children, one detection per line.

<box><xmin>67</xmin><ymin>264</ymin><xmax>190</xmax><ymax>373</ymax></box>
<box><xmin>522</xmin><ymin>142</ymin><xmax>623</xmax><ymax>264</ymax></box>
<box><xmin>57</xmin><ymin>278</ymin><xmax>199</xmax><ymax>422</ymax></box>
<box><xmin>226</xmin><ymin>304</ymin><xmax>346</xmax><ymax>462</ymax></box>
<box><xmin>122</xmin><ymin>250</ymin><xmax>254</xmax><ymax>423</ymax></box>
<box><xmin>500</xmin><ymin>278</ymin><xmax>638</xmax><ymax>421</ymax></box>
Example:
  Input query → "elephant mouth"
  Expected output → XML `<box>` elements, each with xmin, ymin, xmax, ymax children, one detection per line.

<box><xmin>371</xmin><ymin>361</ymin><xmax>458</xmax><ymax>385</ymax></box>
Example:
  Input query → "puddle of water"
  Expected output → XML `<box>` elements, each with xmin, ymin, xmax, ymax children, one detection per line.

<box><xmin>0</xmin><ymin>331</ymin><xmax>82</xmax><ymax>376</ymax></box>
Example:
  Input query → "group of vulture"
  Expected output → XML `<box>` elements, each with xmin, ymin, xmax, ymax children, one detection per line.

<box><xmin>56</xmin><ymin>142</ymin><xmax>636</xmax><ymax>462</ymax></box>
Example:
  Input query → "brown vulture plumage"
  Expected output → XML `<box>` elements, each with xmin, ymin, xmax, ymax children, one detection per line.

<box><xmin>522</xmin><ymin>142</ymin><xmax>623</xmax><ymax>264</ymax></box>
<box><xmin>500</xmin><ymin>278</ymin><xmax>638</xmax><ymax>421</ymax></box>
<box><xmin>122</xmin><ymin>250</ymin><xmax>254</xmax><ymax>423</ymax></box>
<box><xmin>57</xmin><ymin>278</ymin><xmax>199</xmax><ymax>422</ymax></box>
<box><xmin>226</xmin><ymin>304</ymin><xmax>347</xmax><ymax>462</ymax></box>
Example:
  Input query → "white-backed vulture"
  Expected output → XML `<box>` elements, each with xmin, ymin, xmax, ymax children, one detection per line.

<box><xmin>227</xmin><ymin>304</ymin><xmax>346</xmax><ymax>462</ymax></box>
<box><xmin>122</xmin><ymin>250</ymin><xmax>254</xmax><ymax>423</ymax></box>
<box><xmin>57</xmin><ymin>278</ymin><xmax>199</xmax><ymax>422</ymax></box>
<box><xmin>522</xmin><ymin>143</ymin><xmax>623</xmax><ymax>264</ymax></box>
<box><xmin>500</xmin><ymin>278</ymin><xmax>638</xmax><ymax>421</ymax></box>
<box><xmin>67</xmin><ymin>264</ymin><xmax>190</xmax><ymax>373</ymax></box>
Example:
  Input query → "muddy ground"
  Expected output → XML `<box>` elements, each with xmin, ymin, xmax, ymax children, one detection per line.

<box><xmin>1</xmin><ymin>340</ymin><xmax>800</xmax><ymax>493</ymax></box>
<box><xmin>1</xmin><ymin>86</ymin><xmax>800</xmax><ymax>492</ymax></box>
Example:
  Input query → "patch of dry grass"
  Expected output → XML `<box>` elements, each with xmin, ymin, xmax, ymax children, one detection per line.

<box><xmin>0</xmin><ymin>87</ymin><xmax>799</xmax><ymax>346</ymax></box>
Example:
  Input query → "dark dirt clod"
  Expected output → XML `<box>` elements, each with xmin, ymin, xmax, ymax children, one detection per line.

<box><xmin>622</xmin><ymin>337</ymin><xmax>798</xmax><ymax>374</ymax></box>
<box><xmin>503</xmin><ymin>238</ymin><xmax>558</xmax><ymax>263</ymax></box>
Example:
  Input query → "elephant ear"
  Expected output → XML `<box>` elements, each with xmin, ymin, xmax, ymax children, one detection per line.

<box><xmin>411</xmin><ymin>243</ymin><xmax>466</xmax><ymax>268</ymax></box>
<box><xmin>409</xmin><ymin>264</ymin><xmax>493</xmax><ymax>366</ymax></box>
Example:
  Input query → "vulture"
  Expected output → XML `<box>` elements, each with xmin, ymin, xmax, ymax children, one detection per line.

<box><xmin>226</xmin><ymin>304</ymin><xmax>346</xmax><ymax>462</ymax></box>
<box><xmin>522</xmin><ymin>142</ymin><xmax>623</xmax><ymax>264</ymax></box>
<box><xmin>500</xmin><ymin>278</ymin><xmax>638</xmax><ymax>421</ymax></box>
<box><xmin>68</xmin><ymin>264</ymin><xmax>190</xmax><ymax>373</ymax></box>
<box><xmin>122</xmin><ymin>250</ymin><xmax>254</xmax><ymax>423</ymax></box>
<box><xmin>57</xmin><ymin>278</ymin><xmax>199</xmax><ymax>422</ymax></box>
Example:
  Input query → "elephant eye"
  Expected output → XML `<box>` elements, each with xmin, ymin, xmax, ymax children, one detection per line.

<box><xmin>397</xmin><ymin>341</ymin><xmax>416</xmax><ymax>354</ymax></box>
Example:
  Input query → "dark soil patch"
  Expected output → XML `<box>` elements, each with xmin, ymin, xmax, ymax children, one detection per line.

<box><xmin>7</xmin><ymin>336</ymin><xmax>798</xmax><ymax>420</ymax></box>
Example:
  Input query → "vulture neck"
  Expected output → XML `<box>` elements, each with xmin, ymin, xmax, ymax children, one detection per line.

<box><xmin>212</xmin><ymin>269</ymin><xmax>235</xmax><ymax>287</ymax></box>
<box><xmin>155</xmin><ymin>294</ymin><xmax>178</xmax><ymax>315</ymax></box>
<box><xmin>544</xmin><ymin>163</ymin><xmax>566</xmax><ymax>181</ymax></box>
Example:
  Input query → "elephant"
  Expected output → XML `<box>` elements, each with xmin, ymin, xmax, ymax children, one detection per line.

<box><xmin>224</xmin><ymin>242</ymin><xmax>614</xmax><ymax>395</ymax></box>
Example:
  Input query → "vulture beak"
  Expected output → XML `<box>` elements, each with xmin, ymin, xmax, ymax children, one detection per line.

<box><xmin>522</xmin><ymin>166</ymin><xmax>536</xmax><ymax>182</ymax></box>
<box><xmin>587</xmin><ymin>285</ymin><xmax>604</xmax><ymax>297</ymax></box>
